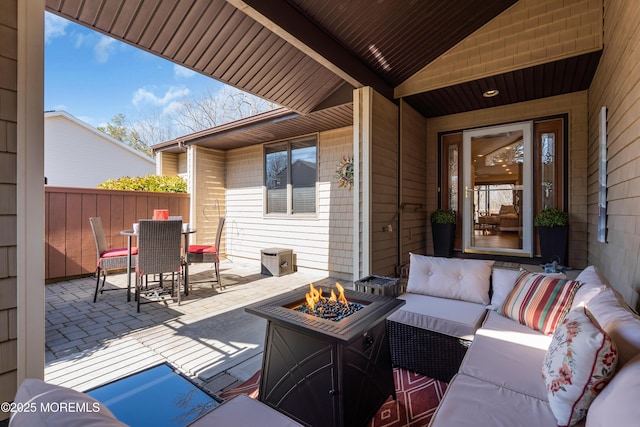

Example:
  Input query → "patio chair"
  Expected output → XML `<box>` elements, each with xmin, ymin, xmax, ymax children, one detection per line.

<box><xmin>186</xmin><ymin>217</ymin><xmax>225</xmax><ymax>291</ymax></box>
<box><xmin>135</xmin><ymin>219</ymin><xmax>183</xmax><ymax>312</ymax></box>
<box><xmin>89</xmin><ymin>217</ymin><xmax>138</xmax><ymax>303</ymax></box>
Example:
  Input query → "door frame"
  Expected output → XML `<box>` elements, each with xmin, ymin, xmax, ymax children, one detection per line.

<box><xmin>462</xmin><ymin>121</ymin><xmax>534</xmax><ymax>257</ymax></box>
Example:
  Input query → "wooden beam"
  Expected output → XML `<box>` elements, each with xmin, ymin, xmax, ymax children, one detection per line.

<box><xmin>228</xmin><ymin>0</ymin><xmax>394</xmax><ymax>100</ymax></box>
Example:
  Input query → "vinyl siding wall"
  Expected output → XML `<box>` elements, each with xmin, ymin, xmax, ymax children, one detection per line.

<box><xmin>0</xmin><ymin>0</ymin><xmax>17</xmax><ymax>411</ymax></box>
<box><xmin>191</xmin><ymin>146</ymin><xmax>226</xmax><ymax>250</ymax></box>
<box><xmin>399</xmin><ymin>100</ymin><xmax>427</xmax><ymax>265</ymax></box>
<box><xmin>225</xmin><ymin>127</ymin><xmax>354</xmax><ymax>279</ymax></box>
<box><xmin>370</xmin><ymin>91</ymin><xmax>399</xmax><ymax>277</ymax></box>
<box><xmin>44</xmin><ymin>113</ymin><xmax>155</xmax><ymax>188</ymax></box>
<box><xmin>587</xmin><ymin>0</ymin><xmax>640</xmax><ymax>310</ymax></box>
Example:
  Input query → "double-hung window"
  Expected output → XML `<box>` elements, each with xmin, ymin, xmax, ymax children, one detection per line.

<box><xmin>265</xmin><ymin>136</ymin><xmax>317</xmax><ymax>215</ymax></box>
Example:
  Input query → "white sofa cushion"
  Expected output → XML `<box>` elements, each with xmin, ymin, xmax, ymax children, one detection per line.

<box><xmin>188</xmin><ymin>394</ymin><xmax>303</xmax><ymax>426</ymax></box>
<box><xmin>459</xmin><ymin>311</ymin><xmax>551</xmax><ymax>401</ymax></box>
<box><xmin>430</xmin><ymin>373</ymin><xmax>559</xmax><ymax>427</ymax></box>
<box><xmin>490</xmin><ymin>268</ymin><xmax>566</xmax><ymax>310</ymax></box>
<box><xmin>499</xmin><ymin>271</ymin><xmax>582</xmax><ymax>335</ymax></box>
<box><xmin>586</xmin><ymin>354</ymin><xmax>640</xmax><ymax>427</ymax></box>
<box><xmin>542</xmin><ymin>308</ymin><xmax>617</xmax><ymax>426</ymax></box>
<box><xmin>10</xmin><ymin>379</ymin><xmax>126</xmax><ymax>427</ymax></box>
<box><xmin>387</xmin><ymin>293</ymin><xmax>487</xmax><ymax>340</ymax></box>
<box><xmin>406</xmin><ymin>253</ymin><xmax>494</xmax><ymax>304</ymax></box>
<box><xmin>571</xmin><ymin>266</ymin><xmax>607</xmax><ymax>310</ymax></box>
<box><xmin>587</xmin><ymin>287</ymin><xmax>640</xmax><ymax>367</ymax></box>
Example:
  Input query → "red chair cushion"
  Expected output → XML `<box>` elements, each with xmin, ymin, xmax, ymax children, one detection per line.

<box><xmin>101</xmin><ymin>247</ymin><xmax>138</xmax><ymax>258</ymax></box>
<box><xmin>188</xmin><ymin>245</ymin><xmax>218</xmax><ymax>254</ymax></box>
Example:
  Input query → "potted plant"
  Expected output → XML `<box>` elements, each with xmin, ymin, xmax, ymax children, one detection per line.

<box><xmin>431</xmin><ymin>209</ymin><xmax>456</xmax><ymax>257</ymax></box>
<box><xmin>534</xmin><ymin>208</ymin><xmax>569</xmax><ymax>265</ymax></box>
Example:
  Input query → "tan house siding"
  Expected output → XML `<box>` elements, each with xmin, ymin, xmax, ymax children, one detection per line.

<box><xmin>192</xmin><ymin>147</ymin><xmax>226</xmax><ymax>250</ymax></box>
<box><xmin>157</xmin><ymin>151</ymin><xmax>179</xmax><ymax>177</ymax></box>
<box><xmin>397</xmin><ymin>0</ymin><xmax>603</xmax><ymax>97</ymax></box>
<box><xmin>370</xmin><ymin>91</ymin><xmax>399</xmax><ymax>277</ymax></box>
<box><xmin>225</xmin><ymin>128</ymin><xmax>354</xmax><ymax>279</ymax></box>
<box><xmin>424</xmin><ymin>92</ymin><xmax>589</xmax><ymax>268</ymax></box>
<box><xmin>399</xmin><ymin>100</ymin><xmax>427</xmax><ymax>265</ymax></box>
<box><xmin>587</xmin><ymin>0</ymin><xmax>640</xmax><ymax>310</ymax></box>
<box><xmin>0</xmin><ymin>0</ymin><xmax>17</xmax><ymax>410</ymax></box>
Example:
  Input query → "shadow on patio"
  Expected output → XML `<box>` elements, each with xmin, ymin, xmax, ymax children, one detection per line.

<box><xmin>44</xmin><ymin>258</ymin><xmax>341</xmax><ymax>397</ymax></box>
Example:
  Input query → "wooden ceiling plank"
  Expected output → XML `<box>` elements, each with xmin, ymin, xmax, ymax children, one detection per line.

<box><xmin>94</xmin><ymin>0</ymin><xmax>126</xmax><ymax>33</ymax></box>
<box><xmin>174</xmin><ymin>1</ymin><xmax>229</xmax><ymax>65</ymax></box>
<box><xmin>161</xmin><ymin>0</ymin><xmax>213</xmax><ymax>58</ymax></box>
<box><xmin>228</xmin><ymin>0</ymin><xmax>393</xmax><ymax>99</ymax></box>
<box><xmin>138</xmin><ymin>0</ymin><xmax>182</xmax><ymax>49</ymax></box>
<box><xmin>201</xmin><ymin>13</ymin><xmax>259</xmax><ymax>76</ymax></box>
<box><xmin>222</xmin><ymin>26</ymin><xmax>274</xmax><ymax>84</ymax></box>
<box><xmin>148</xmin><ymin>0</ymin><xmax>196</xmax><ymax>53</ymax></box>
<box><xmin>109</xmin><ymin>0</ymin><xmax>143</xmax><ymax>39</ymax></box>
<box><xmin>183</xmin><ymin>5</ymin><xmax>235</xmax><ymax>68</ymax></box>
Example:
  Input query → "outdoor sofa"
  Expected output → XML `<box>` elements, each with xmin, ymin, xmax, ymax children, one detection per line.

<box><xmin>387</xmin><ymin>254</ymin><xmax>640</xmax><ymax>426</ymax></box>
<box><xmin>10</xmin><ymin>255</ymin><xmax>640</xmax><ymax>426</ymax></box>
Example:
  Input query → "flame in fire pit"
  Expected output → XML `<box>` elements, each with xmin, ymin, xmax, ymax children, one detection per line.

<box><xmin>296</xmin><ymin>282</ymin><xmax>363</xmax><ymax>321</ymax></box>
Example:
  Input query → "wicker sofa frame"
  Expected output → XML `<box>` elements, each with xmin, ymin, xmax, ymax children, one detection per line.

<box><xmin>386</xmin><ymin>319</ymin><xmax>473</xmax><ymax>383</ymax></box>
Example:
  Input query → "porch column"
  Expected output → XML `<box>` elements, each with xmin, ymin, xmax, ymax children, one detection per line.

<box><xmin>353</xmin><ymin>87</ymin><xmax>399</xmax><ymax>279</ymax></box>
<box><xmin>16</xmin><ymin>0</ymin><xmax>45</xmax><ymax>387</ymax></box>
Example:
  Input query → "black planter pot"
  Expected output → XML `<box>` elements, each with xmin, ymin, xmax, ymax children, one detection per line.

<box><xmin>538</xmin><ymin>226</ymin><xmax>569</xmax><ymax>265</ymax></box>
<box><xmin>432</xmin><ymin>223</ymin><xmax>456</xmax><ymax>258</ymax></box>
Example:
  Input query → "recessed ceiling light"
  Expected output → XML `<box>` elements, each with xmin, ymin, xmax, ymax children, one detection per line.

<box><xmin>483</xmin><ymin>89</ymin><xmax>499</xmax><ymax>98</ymax></box>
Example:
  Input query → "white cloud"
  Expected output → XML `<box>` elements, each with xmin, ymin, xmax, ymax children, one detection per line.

<box><xmin>44</xmin><ymin>12</ymin><xmax>68</xmax><ymax>44</ymax></box>
<box><xmin>94</xmin><ymin>36</ymin><xmax>116</xmax><ymax>63</ymax></box>
<box><xmin>174</xmin><ymin>64</ymin><xmax>197</xmax><ymax>79</ymax></box>
<box><xmin>132</xmin><ymin>86</ymin><xmax>191</xmax><ymax>108</ymax></box>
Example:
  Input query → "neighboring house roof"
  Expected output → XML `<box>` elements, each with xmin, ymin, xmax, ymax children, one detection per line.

<box><xmin>45</xmin><ymin>110</ymin><xmax>156</xmax><ymax>188</ymax></box>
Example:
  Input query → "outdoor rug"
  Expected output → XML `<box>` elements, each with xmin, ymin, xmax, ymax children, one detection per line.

<box><xmin>220</xmin><ymin>367</ymin><xmax>447</xmax><ymax>427</ymax></box>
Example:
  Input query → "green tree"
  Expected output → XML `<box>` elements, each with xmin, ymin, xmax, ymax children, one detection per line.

<box><xmin>97</xmin><ymin>113</ymin><xmax>152</xmax><ymax>157</ymax></box>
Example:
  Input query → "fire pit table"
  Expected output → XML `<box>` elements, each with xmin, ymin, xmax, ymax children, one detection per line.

<box><xmin>245</xmin><ymin>283</ymin><xmax>404</xmax><ymax>427</ymax></box>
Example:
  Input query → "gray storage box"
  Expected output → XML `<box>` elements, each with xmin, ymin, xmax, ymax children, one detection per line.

<box><xmin>261</xmin><ymin>248</ymin><xmax>293</xmax><ymax>277</ymax></box>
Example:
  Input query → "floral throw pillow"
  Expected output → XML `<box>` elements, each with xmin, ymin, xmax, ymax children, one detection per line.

<box><xmin>542</xmin><ymin>307</ymin><xmax>617</xmax><ymax>426</ymax></box>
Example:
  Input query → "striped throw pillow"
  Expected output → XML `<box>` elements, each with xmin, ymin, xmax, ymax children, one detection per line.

<box><xmin>499</xmin><ymin>271</ymin><xmax>582</xmax><ymax>335</ymax></box>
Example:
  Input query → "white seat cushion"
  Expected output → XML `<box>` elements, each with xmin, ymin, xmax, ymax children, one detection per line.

<box><xmin>430</xmin><ymin>374</ymin><xmax>558</xmax><ymax>427</ymax></box>
<box><xmin>387</xmin><ymin>293</ymin><xmax>487</xmax><ymax>340</ymax></box>
<box><xmin>188</xmin><ymin>394</ymin><xmax>303</xmax><ymax>427</ymax></box>
<box><xmin>586</xmin><ymin>354</ymin><xmax>640</xmax><ymax>427</ymax></box>
<box><xmin>459</xmin><ymin>311</ymin><xmax>551</xmax><ymax>401</ymax></box>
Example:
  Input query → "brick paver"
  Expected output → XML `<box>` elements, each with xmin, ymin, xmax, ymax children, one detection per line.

<box><xmin>44</xmin><ymin>258</ymin><xmax>336</xmax><ymax>396</ymax></box>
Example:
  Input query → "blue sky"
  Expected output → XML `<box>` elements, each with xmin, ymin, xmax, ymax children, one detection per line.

<box><xmin>44</xmin><ymin>12</ymin><xmax>224</xmax><ymax>129</ymax></box>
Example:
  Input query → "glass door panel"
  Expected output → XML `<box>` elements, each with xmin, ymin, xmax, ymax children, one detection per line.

<box><xmin>462</xmin><ymin>122</ymin><xmax>533</xmax><ymax>256</ymax></box>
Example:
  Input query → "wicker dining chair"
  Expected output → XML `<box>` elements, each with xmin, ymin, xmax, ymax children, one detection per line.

<box><xmin>89</xmin><ymin>217</ymin><xmax>138</xmax><ymax>303</ymax></box>
<box><xmin>186</xmin><ymin>217</ymin><xmax>225</xmax><ymax>291</ymax></box>
<box><xmin>135</xmin><ymin>219</ymin><xmax>183</xmax><ymax>312</ymax></box>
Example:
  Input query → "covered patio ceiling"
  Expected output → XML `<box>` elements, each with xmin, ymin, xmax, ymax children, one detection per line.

<box><xmin>46</xmin><ymin>0</ymin><xmax>601</xmax><ymax>148</ymax></box>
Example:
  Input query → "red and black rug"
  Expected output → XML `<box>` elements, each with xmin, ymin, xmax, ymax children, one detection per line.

<box><xmin>220</xmin><ymin>367</ymin><xmax>447</xmax><ymax>427</ymax></box>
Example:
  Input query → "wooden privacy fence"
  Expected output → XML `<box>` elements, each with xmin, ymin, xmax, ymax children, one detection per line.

<box><xmin>45</xmin><ymin>186</ymin><xmax>190</xmax><ymax>281</ymax></box>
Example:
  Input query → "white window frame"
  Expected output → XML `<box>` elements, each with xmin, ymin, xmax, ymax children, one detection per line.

<box><xmin>263</xmin><ymin>135</ymin><xmax>318</xmax><ymax>217</ymax></box>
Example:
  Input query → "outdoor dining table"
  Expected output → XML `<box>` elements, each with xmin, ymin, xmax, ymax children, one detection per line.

<box><xmin>120</xmin><ymin>227</ymin><xmax>197</xmax><ymax>302</ymax></box>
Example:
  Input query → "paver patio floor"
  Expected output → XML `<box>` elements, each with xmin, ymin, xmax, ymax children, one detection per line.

<box><xmin>44</xmin><ymin>258</ymin><xmax>339</xmax><ymax>397</ymax></box>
